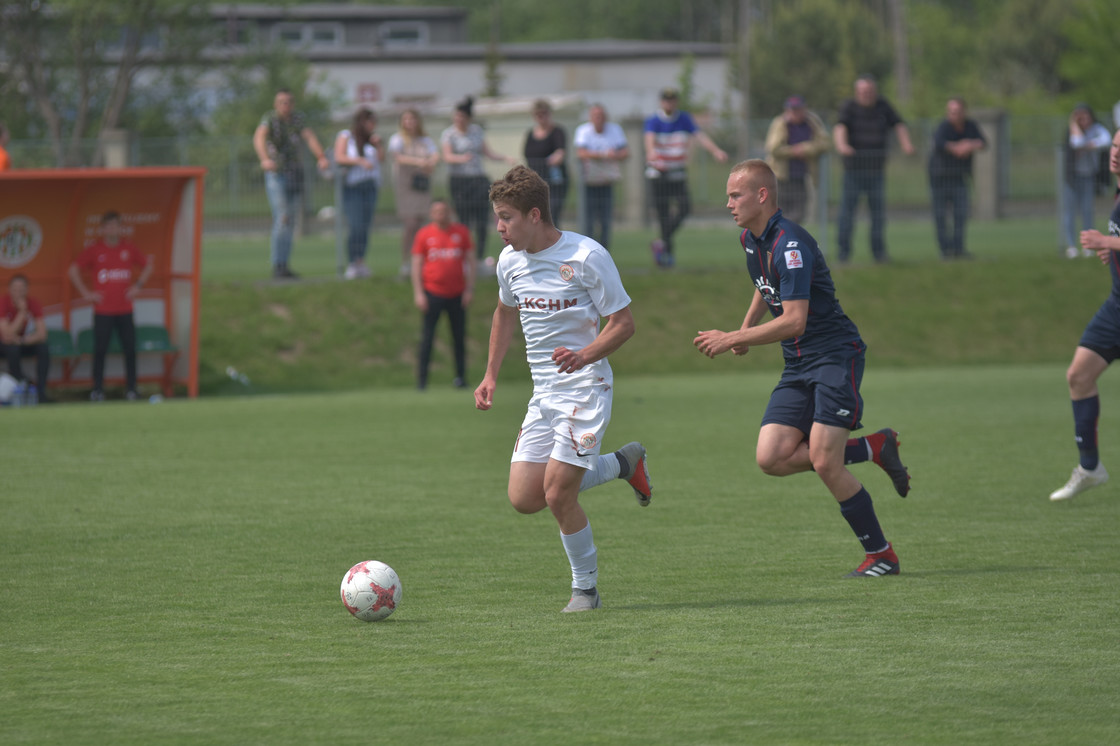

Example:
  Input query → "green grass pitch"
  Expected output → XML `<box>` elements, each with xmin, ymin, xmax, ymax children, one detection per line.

<box><xmin>2</xmin><ymin>365</ymin><xmax>1118</xmax><ymax>744</ymax></box>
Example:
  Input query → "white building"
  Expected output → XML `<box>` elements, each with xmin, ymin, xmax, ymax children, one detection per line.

<box><xmin>210</xmin><ymin>4</ymin><xmax>736</xmax><ymax>121</ymax></box>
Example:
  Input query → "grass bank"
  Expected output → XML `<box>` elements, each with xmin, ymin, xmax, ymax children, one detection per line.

<box><xmin>195</xmin><ymin>215</ymin><xmax>1098</xmax><ymax>395</ymax></box>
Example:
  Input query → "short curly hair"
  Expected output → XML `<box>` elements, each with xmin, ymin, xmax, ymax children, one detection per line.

<box><xmin>488</xmin><ymin>165</ymin><xmax>553</xmax><ymax>224</ymax></box>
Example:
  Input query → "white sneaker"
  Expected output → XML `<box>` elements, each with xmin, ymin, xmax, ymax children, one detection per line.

<box><xmin>561</xmin><ymin>587</ymin><xmax>601</xmax><ymax>613</ymax></box>
<box><xmin>1065</xmin><ymin>246</ymin><xmax>1079</xmax><ymax>259</ymax></box>
<box><xmin>1049</xmin><ymin>464</ymin><xmax>1109</xmax><ymax>501</ymax></box>
<box><xmin>343</xmin><ymin>263</ymin><xmax>359</xmax><ymax>280</ymax></box>
<box><xmin>1082</xmin><ymin>247</ymin><xmax>1095</xmax><ymax>258</ymax></box>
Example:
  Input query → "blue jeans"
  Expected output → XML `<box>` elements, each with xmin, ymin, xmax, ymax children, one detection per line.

<box><xmin>836</xmin><ymin>168</ymin><xmax>886</xmax><ymax>262</ymax></box>
<box><xmin>1062</xmin><ymin>175</ymin><xmax>1097</xmax><ymax>249</ymax></box>
<box><xmin>343</xmin><ymin>180</ymin><xmax>378</xmax><ymax>262</ymax></box>
<box><xmin>265</xmin><ymin>171</ymin><xmax>301</xmax><ymax>267</ymax></box>
<box><xmin>582</xmin><ymin>184</ymin><xmax>614</xmax><ymax>249</ymax></box>
<box><xmin>930</xmin><ymin>177</ymin><xmax>970</xmax><ymax>258</ymax></box>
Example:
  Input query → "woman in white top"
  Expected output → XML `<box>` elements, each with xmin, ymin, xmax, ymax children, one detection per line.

<box><xmin>333</xmin><ymin>108</ymin><xmax>384</xmax><ymax>279</ymax></box>
<box><xmin>1063</xmin><ymin>103</ymin><xmax>1113</xmax><ymax>258</ymax></box>
<box><xmin>440</xmin><ymin>96</ymin><xmax>515</xmax><ymax>262</ymax></box>
<box><xmin>388</xmin><ymin>108</ymin><xmax>440</xmax><ymax>278</ymax></box>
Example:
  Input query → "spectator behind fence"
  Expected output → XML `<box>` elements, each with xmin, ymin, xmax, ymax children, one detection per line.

<box><xmin>441</xmin><ymin>96</ymin><xmax>516</xmax><ymax>270</ymax></box>
<box><xmin>523</xmin><ymin>99</ymin><xmax>569</xmax><ymax>228</ymax></box>
<box><xmin>928</xmin><ymin>97</ymin><xmax>986</xmax><ymax>261</ymax></box>
<box><xmin>644</xmin><ymin>87</ymin><xmax>728</xmax><ymax>268</ymax></box>
<box><xmin>833</xmin><ymin>75</ymin><xmax>914</xmax><ymax>264</ymax></box>
<box><xmin>0</xmin><ymin>274</ymin><xmax>51</xmax><ymax>402</ymax></box>
<box><xmin>389</xmin><ymin>108</ymin><xmax>440</xmax><ymax>279</ymax></box>
<box><xmin>764</xmin><ymin>95</ymin><xmax>831</xmax><ymax>224</ymax></box>
<box><xmin>1062</xmin><ymin>103</ymin><xmax>1112</xmax><ymax>259</ymax></box>
<box><xmin>253</xmin><ymin>88</ymin><xmax>330</xmax><ymax>280</ymax></box>
<box><xmin>333</xmin><ymin>107</ymin><xmax>384</xmax><ymax>280</ymax></box>
<box><xmin>68</xmin><ymin>211</ymin><xmax>153</xmax><ymax>402</ymax></box>
<box><xmin>411</xmin><ymin>199</ymin><xmax>474</xmax><ymax>391</ymax></box>
<box><xmin>0</xmin><ymin>123</ymin><xmax>10</xmax><ymax>171</ymax></box>
<box><xmin>574</xmin><ymin>104</ymin><xmax>630</xmax><ymax>250</ymax></box>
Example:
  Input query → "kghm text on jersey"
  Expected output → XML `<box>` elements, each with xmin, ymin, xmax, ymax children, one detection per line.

<box><xmin>518</xmin><ymin>297</ymin><xmax>579</xmax><ymax>311</ymax></box>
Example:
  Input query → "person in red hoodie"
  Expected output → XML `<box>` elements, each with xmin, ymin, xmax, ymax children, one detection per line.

<box><xmin>68</xmin><ymin>211</ymin><xmax>152</xmax><ymax>401</ymax></box>
<box><xmin>0</xmin><ymin>274</ymin><xmax>51</xmax><ymax>401</ymax></box>
<box><xmin>411</xmin><ymin>199</ymin><xmax>475</xmax><ymax>390</ymax></box>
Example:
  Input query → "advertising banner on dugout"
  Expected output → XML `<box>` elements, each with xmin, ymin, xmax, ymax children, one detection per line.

<box><xmin>0</xmin><ymin>168</ymin><xmax>205</xmax><ymax>396</ymax></box>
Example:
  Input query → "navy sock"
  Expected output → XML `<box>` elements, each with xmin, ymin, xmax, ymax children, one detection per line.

<box><xmin>839</xmin><ymin>487</ymin><xmax>888</xmax><ymax>554</ymax></box>
<box><xmin>844</xmin><ymin>438</ymin><xmax>870</xmax><ymax>465</ymax></box>
<box><xmin>1072</xmin><ymin>396</ymin><xmax>1100</xmax><ymax>470</ymax></box>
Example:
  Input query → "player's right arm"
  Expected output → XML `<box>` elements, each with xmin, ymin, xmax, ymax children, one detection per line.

<box><xmin>732</xmin><ymin>289</ymin><xmax>769</xmax><ymax>355</ymax></box>
<box><xmin>67</xmin><ymin>262</ymin><xmax>101</xmax><ymax>305</ymax></box>
<box><xmin>1081</xmin><ymin>229</ymin><xmax>1120</xmax><ymax>263</ymax></box>
<box><xmin>475</xmin><ymin>302</ymin><xmax>518</xmax><ymax>410</ymax></box>
<box><xmin>253</xmin><ymin>124</ymin><xmax>275</xmax><ymax>171</ymax></box>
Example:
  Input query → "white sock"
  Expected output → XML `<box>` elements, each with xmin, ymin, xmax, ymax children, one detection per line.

<box><xmin>579</xmin><ymin>453</ymin><xmax>622</xmax><ymax>492</ymax></box>
<box><xmin>560</xmin><ymin>523</ymin><xmax>598</xmax><ymax>590</ymax></box>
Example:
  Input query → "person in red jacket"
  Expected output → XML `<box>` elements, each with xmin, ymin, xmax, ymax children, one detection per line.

<box><xmin>68</xmin><ymin>211</ymin><xmax>153</xmax><ymax>401</ymax></box>
<box><xmin>411</xmin><ymin>199</ymin><xmax>475</xmax><ymax>390</ymax></box>
<box><xmin>0</xmin><ymin>274</ymin><xmax>51</xmax><ymax>401</ymax></box>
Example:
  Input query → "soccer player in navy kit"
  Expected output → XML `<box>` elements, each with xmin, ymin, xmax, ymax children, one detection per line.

<box><xmin>1050</xmin><ymin>127</ymin><xmax>1120</xmax><ymax>501</ymax></box>
<box><xmin>694</xmin><ymin>159</ymin><xmax>911</xmax><ymax>577</ymax></box>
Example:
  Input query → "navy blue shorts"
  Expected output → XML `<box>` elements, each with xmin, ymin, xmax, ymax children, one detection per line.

<box><xmin>1079</xmin><ymin>299</ymin><xmax>1120</xmax><ymax>364</ymax></box>
<box><xmin>762</xmin><ymin>344</ymin><xmax>866</xmax><ymax>435</ymax></box>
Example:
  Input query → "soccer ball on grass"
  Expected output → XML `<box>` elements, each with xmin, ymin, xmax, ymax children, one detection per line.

<box><xmin>340</xmin><ymin>561</ymin><xmax>402</xmax><ymax>622</ymax></box>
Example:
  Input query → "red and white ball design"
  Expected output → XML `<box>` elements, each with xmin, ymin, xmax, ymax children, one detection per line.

<box><xmin>340</xmin><ymin>561</ymin><xmax>402</xmax><ymax>622</ymax></box>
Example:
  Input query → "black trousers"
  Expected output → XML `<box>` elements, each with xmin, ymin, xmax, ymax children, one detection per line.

<box><xmin>649</xmin><ymin>176</ymin><xmax>690</xmax><ymax>254</ymax></box>
<box><xmin>93</xmin><ymin>313</ymin><xmax>137</xmax><ymax>392</ymax></box>
<box><xmin>417</xmin><ymin>292</ymin><xmax>466</xmax><ymax>387</ymax></box>
<box><xmin>2</xmin><ymin>342</ymin><xmax>50</xmax><ymax>392</ymax></box>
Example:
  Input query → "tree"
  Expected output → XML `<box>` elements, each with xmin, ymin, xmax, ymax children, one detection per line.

<box><xmin>747</xmin><ymin>0</ymin><xmax>891</xmax><ymax>121</ymax></box>
<box><xmin>1060</xmin><ymin>0</ymin><xmax>1120</xmax><ymax>119</ymax></box>
<box><xmin>0</xmin><ymin>0</ymin><xmax>211</xmax><ymax>166</ymax></box>
<box><xmin>208</xmin><ymin>45</ymin><xmax>339</xmax><ymax>139</ymax></box>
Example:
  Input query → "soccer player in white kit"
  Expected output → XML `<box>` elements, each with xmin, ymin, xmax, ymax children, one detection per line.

<box><xmin>474</xmin><ymin>166</ymin><xmax>652</xmax><ymax>612</ymax></box>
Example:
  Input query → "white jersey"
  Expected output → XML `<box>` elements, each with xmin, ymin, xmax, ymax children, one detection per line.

<box><xmin>497</xmin><ymin>231</ymin><xmax>631</xmax><ymax>391</ymax></box>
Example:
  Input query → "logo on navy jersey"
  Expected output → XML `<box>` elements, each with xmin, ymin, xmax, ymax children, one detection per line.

<box><xmin>785</xmin><ymin>249</ymin><xmax>803</xmax><ymax>269</ymax></box>
<box><xmin>754</xmin><ymin>277</ymin><xmax>780</xmax><ymax>306</ymax></box>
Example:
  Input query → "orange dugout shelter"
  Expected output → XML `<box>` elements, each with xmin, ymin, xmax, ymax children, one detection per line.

<box><xmin>0</xmin><ymin>167</ymin><xmax>205</xmax><ymax>397</ymax></box>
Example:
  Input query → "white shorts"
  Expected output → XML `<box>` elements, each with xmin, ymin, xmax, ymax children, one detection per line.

<box><xmin>511</xmin><ymin>383</ymin><xmax>614</xmax><ymax>469</ymax></box>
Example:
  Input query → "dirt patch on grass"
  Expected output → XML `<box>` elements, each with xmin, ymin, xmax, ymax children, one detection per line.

<box><xmin>268</xmin><ymin>303</ymin><xmax>292</xmax><ymax>321</ymax></box>
<box><xmin>277</xmin><ymin>340</ymin><xmax>306</xmax><ymax>363</ymax></box>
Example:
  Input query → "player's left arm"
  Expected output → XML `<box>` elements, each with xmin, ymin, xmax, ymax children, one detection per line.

<box><xmin>552</xmin><ymin>305</ymin><xmax>635</xmax><ymax>374</ymax></box>
<box><xmin>300</xmin><ymin>127</ymin><xmax>330</xmax><ymax>171</ymax></box>
<box><xmin>128</xmin><ymin>257</ymin><xmax>154</xmax><ymax>300</ymax></box>
<box><xmin>24</xmin><ymin>305</ymin><xmax>47</xmax><ymax>344</ymax></box>
<box><xmin>693</xmin><ymin>130</ymin><xmax>728</xmax><ymax>163</ymax></box>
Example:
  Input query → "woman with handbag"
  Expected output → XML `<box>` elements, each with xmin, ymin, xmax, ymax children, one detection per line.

<box><xmin>333</xmin><ymin>107</ymin><xmax>383</xmax><ymax>279</ymax></box>
<box><xmin>389</xmin><ymin>108</ymin><xmax>440</xmax><ymax>279</ymax></box>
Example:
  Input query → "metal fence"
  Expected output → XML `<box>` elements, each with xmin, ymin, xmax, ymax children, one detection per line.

<box><xmin>2</xmin><ymin>114</ymin><xmax>1107</xmax><ymax>242</ymax></box>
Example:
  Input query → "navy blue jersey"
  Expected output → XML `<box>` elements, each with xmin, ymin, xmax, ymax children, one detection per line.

<box><xmin>741</xmin><ymin>210</ymin><xmax>863</xmax><ymax>359</ymax></box>
<box><xmin>1109</xmin><ymin>195</ymin><xmax>1120</xmax><ymax>304</ymax></box>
